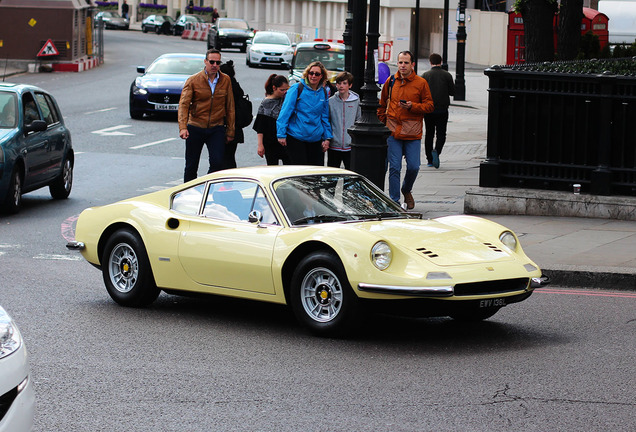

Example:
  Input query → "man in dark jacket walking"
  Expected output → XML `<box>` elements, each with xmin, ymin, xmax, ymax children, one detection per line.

<box><xmin>421</xmin><ymin>53</ymin><xmax>455</xmax><ymax>169</ymax></box>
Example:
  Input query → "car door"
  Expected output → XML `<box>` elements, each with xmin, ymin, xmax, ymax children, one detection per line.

<box><xmin>34</xmin><ymin>92</ymin><xmax>68</xmax><ymax>182</ymax></box>
<box><xmin>20</xmin><ymin>92</ymin><xmax>49</xmax><ymax>188</ymax></box>
<box><xmin>177</xmin><ymin>180</ymin><xmax>282</xmax><ymax>294</ymax></box>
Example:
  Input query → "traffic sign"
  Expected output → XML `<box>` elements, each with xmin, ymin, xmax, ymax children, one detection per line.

<box><xmin>37</xmin><ymin>39</ymin><xmax>59</xmax><ymax>57</ymax></box>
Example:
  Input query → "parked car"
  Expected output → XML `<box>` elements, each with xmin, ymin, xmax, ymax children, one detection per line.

<box><xmin>141</xmin><ymin>14</ymin><xmax>175</xmax><ymax>35</ymax></box>
<box><xmin>173</xmin><ymin>13</ymin><xmax>206</xmax><ymax>36</ymax></box>
<box><xmin>207</xmin><ymin>18</ymin><xmax>254</xmax><ymax>52</ymax></box>
<box><xmin>94</xmin><ymin>11</ymin><xmax>129</xmax><ymax>30</ymax></box>
<box><xmin>0</xmin><ymin>83</ymin><xmax>74</xmax><ymax>214</ymax></box>
<box><xmin>288</xmin><ymin>40</ymin><xmax>345</xmax><ymax>84</ymax></box>
<box><xmin>246</xmin><ymin>31</ymin><xmax>295</xmax><ymax>68</ymax></box>
<box><xmin>0</xmin><ymin>305</ymin><xmax>35</xmax><ymax>432</ymax></box>
<box><xmin>67</xmin><ymin>166</ymin><xmax>548</xmax><ymax>336</ymax></box>
<box><xmin>129</xmin><ymin>53</ymin><xmax>205</xmax><ymax>119</ymax></box>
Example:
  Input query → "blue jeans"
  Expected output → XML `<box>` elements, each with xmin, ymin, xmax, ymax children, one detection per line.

<box><xmin>184</xmin><ymin>125</ymin><xmax>226</xmax><ymax>182</ymax></box>
<box><xmin>386</xmin><ymin>136</ymin><xmax>421</xmax><ymax>203</ymax></box>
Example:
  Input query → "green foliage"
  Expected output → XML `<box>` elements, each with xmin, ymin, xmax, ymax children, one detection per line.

<box><xmin>504</xmin><ymin>57</ymin><xmax>636</xmax><ymax>76</ymax></box>
<box><xmin>577</xmin><ymin>31</ymin><xmax>600</xmax><ymax>60</ymax></box>
<box><xmin>513</xmin><ymin>0</ymin><xmax>558</xmax><ymax>14</ymax></box>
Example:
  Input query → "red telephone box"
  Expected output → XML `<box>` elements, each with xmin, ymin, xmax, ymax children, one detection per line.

<box><xmin>506</xmin><ymin>7</ymin><xmax>610</xmax><ymax>64</ymax></box>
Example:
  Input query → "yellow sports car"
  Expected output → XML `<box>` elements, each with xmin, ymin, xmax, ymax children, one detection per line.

<box><xmin>67</xmin><ymin>166</ymin><xmax>548</xmax><ymax>336</ymax></box>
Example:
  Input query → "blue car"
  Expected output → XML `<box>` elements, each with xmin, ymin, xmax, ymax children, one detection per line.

<box><xmin>0</xmin><ymin>83</ymin><xmax>73</xmax><ymax>214</ymax></box>
<box><xmin>129</xmin><ymin>53</ymin><xmax>205</xmax><ymax>120</ymax></box>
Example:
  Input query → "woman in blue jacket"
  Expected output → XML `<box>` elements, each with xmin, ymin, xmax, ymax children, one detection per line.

<box><xmin>277</xmin><ymin>61</ymin><xmax>333</xmax><ymax>165</ymax></box>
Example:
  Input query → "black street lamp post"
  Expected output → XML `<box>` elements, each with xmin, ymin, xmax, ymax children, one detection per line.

<box><xmin>454</xmin><ymin>0</ymin><xmax>467</xmax><ymax>100</ymax></box>
<box><xmin>349</xmin><ymin>0</ymin><xmax>390</xmax><ymax>190</ymax></box>
<box><xmin>350</xmin><ymin>0</ymin><xmax>367</xmax><ymax>95</ymax></box>
<box><xmin>442</xmin><ymin>0</ymin><xmax>449</xmax><ymax>70</ymax></box>
<box><xmin>343</xmin><ymin>0</ymin><xmax>353</xmax><ymax>73</ymax></box>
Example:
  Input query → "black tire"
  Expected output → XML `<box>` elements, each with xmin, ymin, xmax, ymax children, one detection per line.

<box><xmin>214</xmin><ymin>36</ymin><xmax>220</xmax><ymax>50</ymax></box>
<box><xmin>155</xmin><ymin>25</ymin><xmax>161</xmax><ymax>34</ymax></box>
<box><xmin>129</xmin><ymin>90</ymin><xmax>143</xmax><ymax>119</ymax></box>
<box><xmin>102</xmin><ymin>229</ymin><xmax>159</xmax><ymax>307</ymax></box>
<box><xmin>49</xmin><ymin>156</ymin><xmax>73</xmax><ymax>199</ymax></box>
<box><xmin>142</xmin><ymin>25</ymin><xmax>148</xmax><ymax>33</ymax></box>
<box><xmin>240</xmin><ymin>44</ymin><xmax>247</xmax><ymax>53</ymax></box>
<box><xmin>290</xmin><ymin>251</ymin><xmax>359</xmax><ymax>336</ymax></box>
<box><xmin>2</xmin><ymin>168</ymin><xmax>22</xmax><ymax>214</ymax></box>
<box><xmin>449</xmin><ymin>307</ymin><xmax>500</xmax><ymax>322</ymax></box>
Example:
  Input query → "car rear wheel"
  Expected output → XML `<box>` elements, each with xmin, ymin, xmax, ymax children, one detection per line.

<box><xmin>49</xmin><ymin>157</ymin><xmax>73</xmax><ymax>199</ymax></box>
<box><xmin>290</xmin><ymin>251</ymin><xmax>358</xmax><ymax>336</ymax></box>
<box><xmin>142</xmin><ymin>25</ymin><xmax>148</xmax><ymax>33</ymax></box>
<box><xmin>2</xmin><ymin>168</ymin><xmax>22</xmax><ymax>214</ymax></box>
<box><xmin>102</xmin><ymin>229</ymin><xmax>159</xmax><ymax>307</ymax></box>
<box><xmin>449</xmin><ymin>307</ymin><xmax>500</xmax><ymax>322</ymax></box>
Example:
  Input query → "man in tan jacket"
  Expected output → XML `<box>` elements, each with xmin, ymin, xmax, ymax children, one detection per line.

<box><xmin>378</xmin><ymin>50</ymin><xmax>434</xmax><ymax>209</ymax></box>
<box><xmin>178</xmin><ymin>49</ymin><xmax>235</xmax><ymax>182</ymax></box>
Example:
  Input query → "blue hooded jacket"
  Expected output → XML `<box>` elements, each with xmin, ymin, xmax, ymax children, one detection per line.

<box><xmin>276</xmin><ymin>80</ymin><xmax>333</xmax><ymax>142</ymax></box>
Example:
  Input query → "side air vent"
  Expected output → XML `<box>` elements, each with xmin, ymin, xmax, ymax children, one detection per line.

<box><xmin>416</xmin><ymin>247</ymin><xmax>439</xmax><ymax>258</ymax></box>
<box><xmin>483</xmin><ymin>243</ymin><xmax>503</xmax><ymax>253</ymax></box>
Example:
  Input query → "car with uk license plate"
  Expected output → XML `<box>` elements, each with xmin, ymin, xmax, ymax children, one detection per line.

<box><xmin>0</xmin><ymin>83</ymin><xmax>74</xmax><ymax>214</ymax></box>
<box><xmin>95</xmin><ymin>11</ymin><xmax>129</xmax><ymax>30</ymax></box>
<box><xmin>207</xmin><ymin>18</ymin><xmax>253</xmax><ymax>52</ymax></box>
<box><xmin>129</xmin><ymin>53</ymin><xmax>205</xmax><ymax>120</ymax></box>
<box><xmin>246</xmin><ymin>31</ymin><xmax>295</xmax><ymax>68</ymax></box>
<box><xmin>288</xmin><ymin>41</ymin><xmax>345</xmax><ymax>84</ymax></box>
<box><xmin>67</xmin><ymin>166</ymin><xmax>548</xmax><ymax>336</ymax></box>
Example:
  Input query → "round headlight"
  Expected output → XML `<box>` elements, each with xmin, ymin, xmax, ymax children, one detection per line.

<box><xmin>371</xmin><ymin>241</ymin><xmax>392</xmax><ymax>270</ymax></box>
<box><xmin>499</xmin><ymin>231</ymin><xmax>518</xmax><ymax>251</ymax></box>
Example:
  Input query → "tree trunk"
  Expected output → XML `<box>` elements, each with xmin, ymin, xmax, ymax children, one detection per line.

<box><xmin>520</xmin><ymin>0</ymin><xmax>557</xmax><ymax>62</ymax></box>
<box><xmin>558</xmin><ymin>0</ymin><xmax>584</xmax><ymax>60</ymax></box>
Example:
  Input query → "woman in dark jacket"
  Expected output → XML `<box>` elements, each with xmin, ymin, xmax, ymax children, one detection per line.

<box><xmin>220</xmin><ymin>60</ymin><xmax>245</xmax><ymax>169</ymax></box>
<box><xmin>253</xmin><ymin>74</ymin><xmax>290</xmax><ymax>165</ymax></box>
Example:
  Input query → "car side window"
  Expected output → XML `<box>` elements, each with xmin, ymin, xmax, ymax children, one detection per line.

<box><xmin>35</xmin><ymin>93</ymin><xmax>59</xmax><ymax>125</ymax></box>
<box><xmin>203</xmin><ymin>181</ymin><xmax>255</xmax><ymax>222</ymax></box>
<box><xmin>22</xmin><ymin>93</ymin><xmax>41</xmax><ymax>126</ymax></box>
<box><xmin>172</xmin><ymin>183</ymin><xmax>205</xmax><ymax>215</ymax></box>
<box><xmin>0</xmin><ymin>92</ymin><xmax>17</xmax><ymax>129</ymax></box>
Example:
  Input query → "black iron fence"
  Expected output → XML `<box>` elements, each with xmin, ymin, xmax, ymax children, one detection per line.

<box><xmin>480</xmin><ymin>57</ymin><xmax>636</xmax><ymax>196</ymax></box>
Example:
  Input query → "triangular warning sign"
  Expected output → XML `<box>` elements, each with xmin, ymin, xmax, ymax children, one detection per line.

<box><xmin>37</xmin><ymin>39</ymin><xmax>59</xmax><ymax>57</ymax></box>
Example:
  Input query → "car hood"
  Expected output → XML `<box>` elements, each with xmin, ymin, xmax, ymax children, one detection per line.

<box><xmin>252</xmin><ymin>43</ymin><xmax>291</xmax><ymax>52</ymax></box>
<box><xmin>352</xmin><ymin>219</ymin><xmax>516</xmax><ymax>266</ymax></box>
<box><xmin>137</xmin><ymin>74</ymin><xmax>191</xmax><ymax>91</ymax></box>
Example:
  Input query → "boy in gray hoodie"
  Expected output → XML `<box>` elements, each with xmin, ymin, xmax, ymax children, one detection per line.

<box><xmin>327</xmin><ymin>72</ymin><xmax>361</xmax><ymax>169</ymax></box>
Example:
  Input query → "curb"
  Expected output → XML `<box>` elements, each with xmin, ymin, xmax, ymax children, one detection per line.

<box><xmin>542</xmin><ymin>267</ymin><xmax>636</xmax><ymax>291</ymax></box>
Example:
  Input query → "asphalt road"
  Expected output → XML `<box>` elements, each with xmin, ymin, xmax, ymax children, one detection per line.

<box><xmin>1</xmin><ymin>30</ymin><xmax>635</xmax><ymax>431</ymax></box>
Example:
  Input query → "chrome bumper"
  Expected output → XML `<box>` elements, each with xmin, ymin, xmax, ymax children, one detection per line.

<box><xmin>530</xmin><ymin>275</ymin><xmax>551</xmax><ymax>288</ymax></box>
<box><xmin>358</xmin><ymin>283</ymin><xmax>453</xmax><ymax>297</ymax></box>
<box><xmin>65</xmin><ymin>241</ymin><xmax>85</xmax><ymax>250</ymax></box>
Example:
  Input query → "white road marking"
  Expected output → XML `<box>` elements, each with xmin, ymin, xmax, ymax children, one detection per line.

<box><xmin>130</xmin><ymin>137</ymin><xmax>177</xmax><ymax>150</ymax></box>
<box><xmin>92</xmin><ymin>125</ymin><xmax>134</xmax><ymax>136</ymax></box>
<box><xmin>33</xmin><ymin>254</ymin><xmax>83</xmax><ymax>261</ymax></box>
<box><xmin>86</xmin><ymin>107</ymin><xmax>117</xmax><ymax>115</ymax></box>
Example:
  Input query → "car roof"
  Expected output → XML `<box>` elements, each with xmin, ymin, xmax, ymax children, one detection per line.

<box><xmin>190</xmin><ymin>165</ymin><xmax>356</xmax><ymax>186</ymax></box>
<box><xmin>0</xmin><ymin>82</ymin><xmax>47</xmax><ymax>95</ymax></box>
<box><xmin>295</xmin><ymin>41</ymin><xmax>344</xmax><ymax>50</ymax></box>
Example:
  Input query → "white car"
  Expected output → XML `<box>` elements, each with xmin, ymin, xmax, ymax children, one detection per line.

<box><xmin>246</xmin><ymin>31</ymin><xmax>295</xmax><ymax>68</ymax></box>
<box><xmin>0</xmin><ymin>306</ymin><xmax>34</xmax><ymax>432</ymax></box>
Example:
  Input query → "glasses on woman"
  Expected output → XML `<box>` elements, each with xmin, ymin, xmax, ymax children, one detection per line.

<box><xmin>307</xmin><ymin>71</ymin><xmax>322</xmax><ymax>77</ymax></box>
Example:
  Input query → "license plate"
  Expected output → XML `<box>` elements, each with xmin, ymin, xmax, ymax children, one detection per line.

<box><xmin>231</xmin><ymin>42</ymin><xmax>243</xmax><ymax>46</ymax></box>
<box><xmin>265</xmin><ymin>57</ymin><xmax>280</xmax><ymax>62</ymax></box>
<box><xmin>479</xmin><ymin>298</ymin><xmax>506</xmax><ymax>308</ymax></box>
<box><xmin>155</xmin><ymin>104</ymin><xmax>178</xmax><ymax>111</ymax></box>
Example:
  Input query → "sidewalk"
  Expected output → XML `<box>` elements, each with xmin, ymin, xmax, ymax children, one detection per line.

<box><xmin>3</xmin><ymin>62</ymin><xmax>635</xmax><ymax>290</ymax></box>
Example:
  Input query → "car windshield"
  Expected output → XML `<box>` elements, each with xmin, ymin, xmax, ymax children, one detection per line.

<box><xmin>294</xmin><ymin>49</ymin><xmax>345</xmax><ymax>72</ymax></box>
<box><xmin>103</xmin><ymin>12</ymin><xmax>121</xmax><ymax>18</ymax></box>
<box><xmin>254</xmin><ymin>33</ymin><xmax>290</xmax><ymax>45</ymax></box>
<box><xmin>219</xmin><ymin>19</ymin><xmax>248</xmax><ymax>30</ymax></box>
<box><xmin>146</xmin><ymin>57</ymin><xmax>203</xmax><ymax>75</ymax></box>
<box><xmin>0</xmin><ymin>92</ymin><xmax>17</xmax><ymax>129</ymax></box>
<box><xmin>186</xmin><ymin>15</ymin><xmax>204</xmax><ymax>23</ymax></box>
<box><xmin>273</xmin><ymin>175</ymin><xmax>412</xmax><ymax>225</ymax></box>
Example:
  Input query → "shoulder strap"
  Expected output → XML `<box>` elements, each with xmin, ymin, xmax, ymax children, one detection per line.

<box><xmin>388</xmin><ymin>75</ymin><xmax>396</xmax><ymax>100</ymax></box>
<box><xmin>296</xmin><ymin>82</ymin><xmax>303</xmax><ymax>102</ymax></box>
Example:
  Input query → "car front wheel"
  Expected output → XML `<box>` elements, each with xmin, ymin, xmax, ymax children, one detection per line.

<box><xmin>49</xmin><ymin>157</ymin><xmax>73</xmax><ymax>199</ymax></box>
<box><xmin>142</xmin><ymin>25</ymin><xmax>148</xmax><ymax>33</ymax></box>
<box><xmin>290</xmin><ymin>251</ymin><xmax>358</xmax><ymax>336</ymax></box>
<box><xmin>102</xmin><ymin>229</ymin><xmax>159</xmax><ymax>307</ymax></box>
<box><xmin>2</xmin><ymin>168</ymin><xmax>22</xmax><ymax>214</ymax></box>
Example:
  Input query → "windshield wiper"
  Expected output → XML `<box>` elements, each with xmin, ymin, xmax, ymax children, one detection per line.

<box><xmin>292</xmin><ymin>214</ymin><xmax>349</xmax><ymax>225</ymax></box>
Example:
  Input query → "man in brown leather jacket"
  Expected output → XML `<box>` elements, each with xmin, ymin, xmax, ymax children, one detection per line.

<box><xmin>178</xmin><ymin>49</ymin><xmax>235</xmax><ymax>182</ymax></box>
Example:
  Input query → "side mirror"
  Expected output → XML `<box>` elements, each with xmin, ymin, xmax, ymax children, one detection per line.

<box><xmin>25</xmin><ymin>120</ymin><xmax>47</xmax><ymax>133</ymax></box>
<box><xmin>248</xmin><ymin>210</ymin><xmax>263</xmax><ymax>224</ymax></box>
<box><xmin>136</xmin><ymin>66</ymin><xmax>146</xmax><ymax>74</ymax></box>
